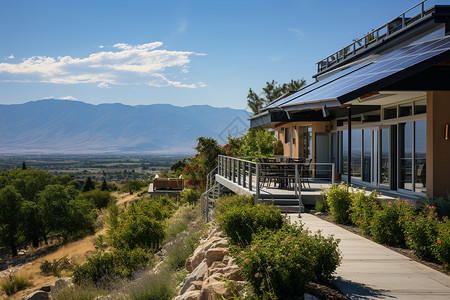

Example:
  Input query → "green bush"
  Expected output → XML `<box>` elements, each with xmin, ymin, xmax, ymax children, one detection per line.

<box><xmin>40</xmin><ymin>257</ymin><xmax>71</xmax><ymax>277</ymax></box>
<box><xmin>214</xmin><ymin>194</ymin><xmax>253</xmax><ymax>217</ymax></box>
<box><xmin>79</xmin><ymin>189</ymin><xmax>114</xmax><ymax>209</ymax></box>
<box><xmin>370</xmin><ymin>199</ymin><xmax>414</xmax><ymax>246</ymax></box>
<box><xmin>72</xmin><ymin>248</ymin><xmax>151</xmax><ymax>284</ymax></box>
<box><xmin>349</xmin><ymin>190</ymin><xmax>380</xmax><ymax>234</ymax></box>
<box><xmin>0</xmin><ymin>274</ymin><xmax>32</xmax><ymax>296</ymax></box>
<box><xmin>315</xmin><ymin>196</ymin><xmax>328</xmax><ymax>212</ymax></box>
<box><xmin>433</xmin><ymin>218</ymin><xmax>450</xmax><ymax>270</ymax></box>
<box><xmin>127</xmin><ymin>268</ymin><xmax>177</xmax><ymax>300</ymax></box>
<box><xmin>404</xmin><ymin>206</ymin><xmax>438</xmax><ymax>259</ymax></box>
<box><xmin>218</xmin><ymin>204</ymin><xmax>283</xmax><ymax>247</ymax></box>
<box><xmin>325</xmin><ymin>183</ymin><xmax>352</xmax><ymax>224</ymax></box>
<box><xmin>234</xmin><ymin>224</ymin><xmax>341</xmax><ymax>298</ymax></box>
<box><xmin>180</xmin><ymin>189</ymin><xmax>202</xmax><ymax>205</ymax></box>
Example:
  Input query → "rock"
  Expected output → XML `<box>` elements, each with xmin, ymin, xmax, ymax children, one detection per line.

<box><xmin>222</xmin><ymin>255</ymin><xmax>232</xmax><ymax>265</ymax></box>
<box><xmin>18</xmin><ymin>250</ymin><xmax>26</xmax><ymax>256</ymax></box>
<box><xmin>206</xmin><ymin>261</ymin><xmax>226</xmax><ymax>278</ymax></box>
<box><xmin>185</xmin><ymin>247</ymin><xmax>205</xmax><ymax>273</ymax></box>
<box><xmin>199</xmin><ymin>280</ymin><xmax>227</xmax><ymax>300</ymax></box>
<box><xmin>23</xmin><ymin>291</ymin><xmax>49</xmax><ymax>300</ymax></box>
<box><xmin>192</xmin><ymin>280</ymin><xmax>203</xmax><ymax>290</ymax></box>
<box><xmin>207</xmin><ymin>227</ymin><xmax>220</xmax><ymax>239</ymax></box>
<box><xmin>179</xmin><ymin>259</ymin><xmax>207</xmax><ymax>295</ymax></box>
<box><xmin>39</xmin><ymin>285</ymin><xmax>52</xmax><ymax>292</ymax></box>
<box><xmin>174</xmin><ymin>290</ymin><xmax>201</xmax><ymax>300</ymax></box>
<box><xmin>205</xmin><ymin>248</ymin><xmax>229</xmax><ymax>267</ymax></box>
<box><xmin>54</xmin><ymin>277</ymin><xmax>72</xmax><ymax>289</ymax></box>
<box><xmin>304</xmin><ymin>293</ymin><xmax>320</xmax><ymax>300</ymax></box>
<box><xmin>314</xmin><ymin>212</ymin><xmax>323</xmax><ymax>216</ymax></box>
<box><xmin>222</xmin><ymin>265</ymin><xmax>243</xmax><ymax>281</ymax></box>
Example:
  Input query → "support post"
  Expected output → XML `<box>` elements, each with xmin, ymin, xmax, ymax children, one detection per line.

<box><xmin>249</xmin><ymin>163</ymin><xmax>253</xmax><ymax>191</ymax></box>
<box><xmin>348</xmin><ymin>106</ymin><xmax>352</xmax><ymax>186</ymax></box>
<box><xmin>255</xmin><ymin>163</ymin><xmax>260</xmax><ymax>204</ymax></box>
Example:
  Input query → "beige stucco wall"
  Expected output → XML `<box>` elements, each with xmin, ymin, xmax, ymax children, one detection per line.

<box><xmin>275</xmin><ymin>121</ymin><xmax>331</xmax><ymax>161</ymax></box>
<box><xmin>426</xmin><ymin>91</ymin><xmax>450</xmax><ymax>198</ymax></box>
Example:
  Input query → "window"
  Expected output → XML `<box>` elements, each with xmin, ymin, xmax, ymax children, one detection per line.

<box><xmin>414</xmin><ymin>99</ymin><xmax>426</xmax><ymax>115</ymax></box>
<box><xmin>351</xmin><ymin>129</ymin><xmax>362</xmax><ymax>180</ymax></box>
<box><xmin>384</xmin><ymin>106</ymin><xmax>397</xmax><ymax>120</ymax></box>
<box><xmin>399</xmin><ymin>103</ymin><xmax>412</xmax><ymax>117</ymax></box>
<box><xmin>285</xmin><ymin>128</ymin><xmax>290</xmax><ymax>144</ymax></box>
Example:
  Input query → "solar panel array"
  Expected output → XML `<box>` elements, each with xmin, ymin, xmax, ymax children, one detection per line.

<box><xmin>270</xmin><ymin>35</ymin><xmax>450</xmax><ymax>109</ymax></box>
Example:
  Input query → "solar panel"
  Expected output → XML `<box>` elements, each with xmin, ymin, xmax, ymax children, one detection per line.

<box><xmin>280</xmin><ymin>35</ymin><xmax>450</xmax><ymax>108</ymax></box>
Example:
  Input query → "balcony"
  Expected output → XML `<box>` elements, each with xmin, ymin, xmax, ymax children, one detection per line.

<box><xmin>214</xmin><ymin>155</ymin><xmax>336</xmax><ymax>212</ymax></box>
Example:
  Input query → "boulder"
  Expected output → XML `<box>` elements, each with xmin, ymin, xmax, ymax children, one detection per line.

<box><xmin>191</xmin><ymin>280</ymin><xmax>203</xmax><ymax>290</ymax></box>
<box><xmin>23</xmin><ymin>291</ymin><xmax>49</xmax><ymax>300</ymax></box>
<box><xmin>174</xmin><ymin>290</ymin><xmax>201</xmax><ymax>300</ymax></box>
<box><xmin>222</xmin><ymin>265</ymin><xmax>243</xmax><ymax>281</ymax></box>
<box><xmin>199</xmin><ymin>280</ymin><xmax>227</xmax><ymax>300</ymax></box>
<box><xmin>222</xmin><ymin>255</ymin><xmax>232</xmax><ymax>265</ymax></box>
<box><xmin>205</xmin><ymin>248</ymin><xmax>229</xmax><ymax>267</ymax></box>
<box><xmin>179</xmin><ymin>259</ymin><xmax>207</xmax><ymax>295</ymax></box>
<box><xmin>39</xmin><ymin>285</ymin><xmax>52</xmax><ymax>292</ymax></box>
<box><xmin>205</xmin><ymin>261</ymin><xmax>226</xmax><ymax>278</ymax></box>
<box><xmin>186</xmin><ymin>247</ymin><xmax>205</xmax><ymax>272</ymax></box>
<box><xmin>54</xmin><ymin>277</ymin><xmax>72</xmax><ymax>290</ymax></box>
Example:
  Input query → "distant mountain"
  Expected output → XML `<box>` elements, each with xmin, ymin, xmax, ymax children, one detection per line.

<box><xmin>0</xmin><ymin>99</ymin><xmax>250</xmax><ymax>154</ymax></box>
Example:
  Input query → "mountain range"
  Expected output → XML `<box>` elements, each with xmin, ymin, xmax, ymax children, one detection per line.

<box><xmin>0</xmin><ymin>99</ymin><xmax>250</xmax><ymax>154</ymax></box>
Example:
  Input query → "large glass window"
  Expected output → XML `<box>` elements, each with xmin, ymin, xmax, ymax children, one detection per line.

<box><xmin>351</xmin><ymin>129</ymin><xmax>362</xmax><ymax>180</ymax></box>
<box><xmin>414</xmin><ymin>100</ymin><xmax>427</xmax><ymax>115</ymax></box>
<box><xmin>380</xmin><ymin>128</ymin><xmax>390</xmax><ymax>185</ymax></box>
<box><xmin>284</xmin><ymin>128</ymin><xmax>290</xmax><ymax>144</ymax></box>
<box><xmin>415</xmin><ymin>120</ymin><xmax>426</xmax><ymax>193</ymax></box>
<box><xmin>384</xmin><ymin>106</ymin><xmax>397</xmax><ymax>120</ymax></box>
<box><xmin>362</xmin><ymin>129</ymin><xmax>371</xmax><ymax>182</ymax></box>
<box><xmin>399</xmin><ymin>122</ymin><xmax>413</xmax><ymax>191</ymax></box>
<box><xmin>298</xmin><ymin>126</ymin><xmax>312</xmax><ymax>161</ymax></box>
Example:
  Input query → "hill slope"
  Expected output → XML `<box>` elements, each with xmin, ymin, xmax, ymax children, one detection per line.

<box><xmin>0</xmin><ymin>99</ymin><xmax>250</xmax><ymax>154</ymax></box>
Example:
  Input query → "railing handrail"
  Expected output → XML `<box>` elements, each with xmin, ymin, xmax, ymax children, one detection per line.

<box><xmin>315</xmin><ymin>0</ymin><xmax>433</xmax><ymax>74</ymax></box>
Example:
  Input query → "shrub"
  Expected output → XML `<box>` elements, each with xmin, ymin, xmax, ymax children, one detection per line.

<box><xmin>180</xmin><ymin>189</ymin><xmax>202</xmax><ymax>205</ymax></box>
<box><xmin>404</xmin><ymin>206</ymin><xmax>438</xmax><ymax>259</ymax></box>
<box><xmin>0</xmin><ymin>273</ymin><xmax>32</xmax><ymax>296</ymax></box>
<box><xmin>234</xmin><ymin>224</ymin><xmax>341</xmax><ymax>298</ymax></box>
<box><xmin>370</xmin><ymin>199</ymin><xmax>414</xmax><ymax>246</ymax></box>
<box><xmin>325</xmin><ymin>183</ymin><xmax>352</xmax><ymax>224</ymax></box>
<box><xmin>315</xmin><ymin>196</ymin><xmax>328</xmax><ymax>212</ymax></box>
<box><xmin>433</xmin><ymin>218</ymin><xmax>450</xmax><ymax>270</ymax></box>
<box><xmin>218</xmin><ymin>204</ymin><xmax>283</xmax><ymax>247</ymax></box>
<box><xmin>349</xmin><ymin>190</ymin><xmax>380</xmax><ymax>234</ymax></box>
<box><xmin>127</xmin><ymin>267</ymin><xmax>177</xmax><ymax>300</ymax></box>
<box><xmin>214</xmin><ymin>194</ymin><xmax>253</xmax><ymax>217</ymax></box>
<box><xmin>40</xmin><ymin>257</ymin><xmax>72</xmax><ymax>277</ymax></box>
<box><xmin>51</xmin><ymin>282</ymin><xmax>108</xmax><ymax>300</ymax></box>
<box><xmin>79</xmin><ymin>189</ymin><xmax>114</xmax><ymax>209</ymax></box>
<box><xmin>72</xmin><ymin>248</ymin><xmax>151</xmax><ymax>284</ymax></box>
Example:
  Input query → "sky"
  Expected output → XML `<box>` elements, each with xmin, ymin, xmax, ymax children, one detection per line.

<box><xmin>0</xmin><ymin>0</ymin><xmax>433</xmax><ymax>110</ymax></box>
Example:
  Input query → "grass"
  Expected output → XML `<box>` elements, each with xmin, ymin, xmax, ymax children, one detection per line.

<box><xmin>123</xmin><ymin>268</ymin><xmax>177</xmax><ymax>300</ymax></box>
<box><xmin>0</xmin><ymin>272</ymin><xmax>33</xmax><ymax>296</ymax></box>
<box><xmin>51</xmin><ymin>282</ymin><xmax>109</xmax><ymax>300</ymax></box>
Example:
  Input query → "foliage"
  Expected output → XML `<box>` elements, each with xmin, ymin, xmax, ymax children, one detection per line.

<box><xmin>51</xmin><ymin>282</ymin><xmax>108</xmax><ymax>300</ymax></box>
<box><xmin>101</xmin><ymin>178</ymin><xmax>108</xmax><ymax>191</ymax></box>
<box><xmin>218</xmin><ymin>204</ymin><xmax>283</xmax><ymax>247</ymax></box>
<box><xmin>72</xmin><ymin>248</ymin><xmax>151</xmax><ymax>284</ymax></box>
<box><xmin>82</xmin><ymin>176</ymin><xmax>96</xmax><ymax>192</ymax></box>
<box><xmin>433</xmin><ymin>218</ymin><xmax>450</xmax><ymax>269</ymax></box>
<box><xmin>418</xmin><ymin>195</ymin><xmax>450</xmax><ymax>218</ymax></box>
<box><xmin>126</xmin><ymin>267</ymin><xmax>177</xmax><ymax>300</ymax></box>
<box><xmin>0</xmin><ymin>185</ymin><xmax>23</xmax><ymax>256</ymax></box>
<box><xmin>239</xmin><ymin>129</ymin><xmax>277</xmax><ymax>158</ymax></box>
<box><xmin>234</xmin><ymin>224</ymin><xmax>340</xmax><ymax>298</ymax></box>
<box><xmin>180</xmin><ymin>189</ymin><xmax>202</xmax><ymax>205</ymax></box>
<box><xmin>349</xmin><ymin>189</ymin><xmax>380</xmax><ymax>234</ymax></box>
<box><xmin>247</xmin><ymin>79</ymin><xmax>306</xmax><ymax>115</ymax></box>
<box><xmin>325</xmin><ymin>183</ymin><xmax>352</xmax><ymax>224</ymax></box>
<box><xmin>315</xmin><ymin>196</ymin><xmax>328</xmax><ymax>213</ymax></box>
<box><xmin>370</xmin><ymin>200</ymin><xmax>408</xmax><ymax>246</ymax></box>
<box><xmin>80</xmin><ymin>189</ymin><xmax>114</xmax><ymax>209</ymax></box>
<box><xmin>214</xmin><ymin>194</ymin><xmax>254</xmax><ymax>217</ymax></box>
<box><xmin>40</xmin><ymin>257</ymin><xmax>72</xmax><ymax>277</ymax></box>
<box><xmin>404</xmin><ymin>206</ymin><xmax>438</xmax><ymax>259</ymax></box>
<box><xmin>0</xmin><ymin>273</ymin><xmax>32</xmax><ymax>296</ymax></box>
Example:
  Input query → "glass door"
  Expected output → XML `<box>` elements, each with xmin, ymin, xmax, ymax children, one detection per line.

<box><xmin>371</xmin><ymin>129</ymin><xmax>379</xmax><ymax>186</ymax></box>
<box><xmin>315</xmin><ymin>133</ymin><xmax>330</xmax><ymax>178</ymax></box>
<box><xmin>380</xmin><ymin>127</ymin><xmax>390</xmax><ymax>188</ymax></box>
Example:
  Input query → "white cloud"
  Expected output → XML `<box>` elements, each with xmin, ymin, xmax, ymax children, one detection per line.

<box><xmin>7</xmin><ymin>54</ymin><xmax>14</xmax><ymax>59</ymax></box>
<box><xmin>288</xmin><ymin>28</ymin><xmax>305</xmax><ymax>40</ymax></box>
<box><xmin>98</xmin><ymin>45</ymin><xmax>104</xmax><ymax>48</ymax></box>
<box><xmin>0</xmin><ymin>42</ymin><xmax>206</xmax><ymax>88</ymax></box>
<box><xmin>58</xmin><ymin>95</ymin><xmax>78</xmax><ymax>100</ymax></box>
<box><xmin>271</xmin><ymin>56</ymin><xmax>282</xmax><ymax>61</ymax></box>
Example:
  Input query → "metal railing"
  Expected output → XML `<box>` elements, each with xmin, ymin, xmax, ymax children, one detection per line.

<box><xmin>316</xmin><ymin>0</ymin><xmax>434</xmax><ymax>74</ymax></box>
<box><xmin>217</xmin><ymin>155</ymin><xmax>335</xmax><ymax>211</ymax></box>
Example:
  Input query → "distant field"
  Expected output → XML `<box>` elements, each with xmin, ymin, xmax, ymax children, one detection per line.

<box><xmin>0</xmin><ymin>154</ymin><xmax>186</xmax><ymax>182</ymax></box>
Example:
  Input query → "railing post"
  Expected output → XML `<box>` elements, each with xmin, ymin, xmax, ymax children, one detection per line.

<box><xmin>237</xmin><ymin>160</ymin><xmax>241</xmax><ymax>186</ymax></box>
<box><xmin>332</xmin><ymin>163</ymin><xmax>335</xmax><ymax>184</ymax></box>
<box><xmin>294</xmin><ymin>164</ymin><xmax>299</xmax><ymax>197</ymax></box>
<box><xmin>249</xmin><ymin>163</ymin><xmax>253</xmax><ymax>191</ymax></box>
<box><xmin>243</xmin><ymin>162</ymin><xmax>247</xmax><ymax>188</ymax></box>
<box><xmin>255</xmin><ymin>163</ymin><xmax>260</xmax><ymax>204</ymax></box>
<box><xmin>298</xmin><ymin>165</ymin><xmax>304</xmax><ymax>216</ymax></box>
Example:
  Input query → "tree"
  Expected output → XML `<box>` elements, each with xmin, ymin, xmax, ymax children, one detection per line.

<box><xmin>82</xmin><ymin>176</ymin><xmax>95</xmax><ymax>192</ymax></box>
<box><xmin>22</xmin><ymin>162</ymin><xmax>27</xmax><ymax>170</ymax></box>
<box><xmin>101</xmin><ymin>178</ymin><xmax>108</xmax><ymax>191</ymax></box>
<box><xmin>247</xmin><ymin>79</ymin><xmax>306</xmax><ymax>115</ymax></box>
<box><xmin>0</xmin><ymin>185</ymin><xmax>23</xmax><ymax>256</ymax></box>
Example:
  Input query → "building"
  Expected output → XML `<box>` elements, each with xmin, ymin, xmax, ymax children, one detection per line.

<box><xmin>249</xmin><ymin>1</ymin><xmax>450</xmax><ymax>199</ymax></box>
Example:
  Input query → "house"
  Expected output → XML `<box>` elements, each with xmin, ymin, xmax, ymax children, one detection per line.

<box><xmin>247</xmin><ymin>0</ymin><xmax>450</xmax><ymax>200</ymax></box>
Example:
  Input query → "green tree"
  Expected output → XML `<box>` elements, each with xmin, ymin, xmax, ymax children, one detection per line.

<box><xmin>82</xmin><ymin>176</ymin><xmax>96</xmax><ymax>192</ymax></box>
<box><xmin>247</xmin><ymin>79</ymin><xmax>306</xmax><ymax>114</ymax></box>
<box><xmin>0</xmin><ymin>185</ymin><xmax>23</xmax><ymax>256</ymax></box>
<box><xmin>22</xmin><ymin>162</ymin><xmax>27</xmax><ymax>170</ymax></box>
<box><xmin>101</xmin><ymin>178</ymin><xmax>108</xmax><ymax>191</ymax></box>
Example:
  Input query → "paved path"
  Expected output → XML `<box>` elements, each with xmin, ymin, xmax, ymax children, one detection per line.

<box><xmin>288</xmin><ymin>213</ymin><xmax>450</xmax><ymax>300</ymax></box>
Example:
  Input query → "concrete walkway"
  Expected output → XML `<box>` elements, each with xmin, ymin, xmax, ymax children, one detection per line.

<box><xmin>288</xmin><ymin>213</ymin><xmax>450</xmax><ymax>300</ymax></box>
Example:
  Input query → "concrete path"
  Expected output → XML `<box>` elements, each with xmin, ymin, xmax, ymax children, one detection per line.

<box><xmin>288</xmin><ymin>213</ymin><xmax>450</xmax><ymax>300</ymax></box>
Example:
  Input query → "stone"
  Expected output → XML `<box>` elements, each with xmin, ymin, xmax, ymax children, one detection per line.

<box><xmin>174</xmin><ymin>290</ymin><xmax>201</xmax><ymax>300</ymax></box>
<box><xmin>23</xmin><ymin>291</ymin><xmax>49</xmax><ymax>300</ymax></box>
<box><xmin>205</xmin><ymin>248</ymin><xmax>229</xmax><ymax>266</ymax></box>
<box><xmin>186</xmin><ymin>247</ymin><xmax>206</xmax><ymax>272</ymax></box>
<box><xmin>54</xmin><ymin>277</ymin><xmax>72</xmax><ymax>289</ymax></box>
<box><xmin>39</xmin><ymin>285</ymin><xmax>52</xmax><ymax>292</ymax></box>
<box><xmin>179</xmin><ymin>259</ymin><xmax>207</xmax><ymax>295</ymax></box>
<box><xmin>205</xmin><ymin>261</ymin><xmax>226</xmax><ymax>278</ymax></box>
<box><xmin>222</xmin><ymin>255</ymin><xmax>232</xmax><ymax>265</ymax></box>
<box><xmin>192</xmin><ymin>280</ymin><xmax>203</xmax><ymax>290</ymax></box>
<box><xmin>199</xmin><ymin>280</ymin><xmax>227</xmax><ymax>300</ymax></box>
<box><xmin>222</xmin><ymin>265</ymin><xmax>243</xmax><ymax>281</ymax></box>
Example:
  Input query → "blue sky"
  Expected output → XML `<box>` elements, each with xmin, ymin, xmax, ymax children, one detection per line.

<box><xmin>0</xmin><ymin>0</ymin><xmax>430</xmax><ymax>109</ymax></box>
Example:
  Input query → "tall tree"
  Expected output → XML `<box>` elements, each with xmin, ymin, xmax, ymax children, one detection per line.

<box><xmin>101</xmin><ymin>178</ymin><xmax>108</xmax><ymax>191</ymax></box>
<box><xmin>22</xmin><ymin>161</ymin><xmax>27</xmax><ymax>170</ymax></box>
<box><xmin>247</xmin><ymin>79</ymin><xmax>306</xmax><ymax>115</ymax></box>
<box><xmin>0</xmin><ymin>185</ymin><xmax>23</xmax><ymax>256</ymax></box>
<box><xmin>82</xmin><ymin>176</ymin><xmax>95</xmax><ymax>192</ymax></box>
